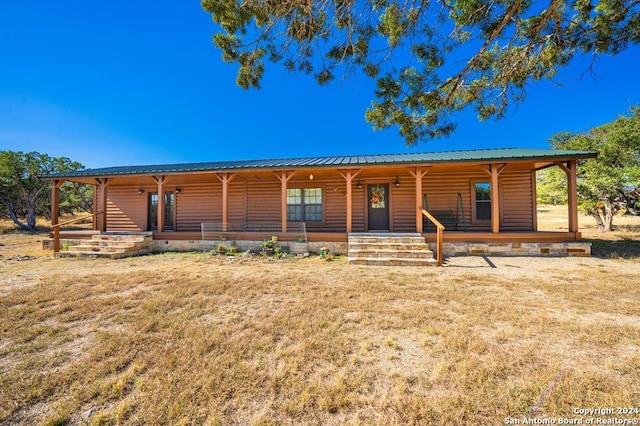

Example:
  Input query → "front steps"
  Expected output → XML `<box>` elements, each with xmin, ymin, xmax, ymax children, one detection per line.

<box><xmin>348</xmin><ymin>233</ymin><xmax>437</xmax><ymax>266</ymax></box>
<box><xmin>55</xmin><ymin>232</ymin><xmax>153</xmax><ymax>259</ymax></box>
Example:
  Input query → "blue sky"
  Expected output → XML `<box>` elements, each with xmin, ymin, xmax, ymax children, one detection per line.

<box><xmin>1</xmin><ymin>1</ymin><xmax>639</xmax><ymax>169</ymax></box>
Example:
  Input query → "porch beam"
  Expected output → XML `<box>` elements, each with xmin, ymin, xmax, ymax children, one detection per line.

<box><xmin>275</xmin><ymin>171</ymin><xmax>297</xmax><ymax>233</ymax></box>
<box><xmin>96</xmin><ymin>178</ymin><xmax>110</xmax><ymax>232</ymax></box>
<box><xmin>481</xmin><ymin>163</ymin><xmax>507</xmax><ymax>177</ymax></box>
<box><xmin>339</xmin><ymin>169</ymin><xmax>362</xmax><ymax>233</ymax></box>
<box><xmin>556</xmin><ymin>161</ymin><xmax>579</xmax><ymax>233</ymax></box>
<box><xmin>152</xmin><ymin>176</ymin><xmax>167</xmax><ymax>232</ymax></box>
<box><xmin>216</xmin><ymin>173</ymin><xmax>236</xmax><ymax>232</ymax></box>
<box><xmin>409</xmin><ymin>167</ymin><xmax>431</xmax><ymax>233</ymax></box>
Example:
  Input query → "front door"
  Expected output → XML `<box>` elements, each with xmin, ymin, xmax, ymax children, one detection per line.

<box><xmin>368</xmin><ymin>184</ymin><xmax>389</xmax><ymax>230</ymax></box>
<box><xmin>148</xmin><ymin>192</ymin><xmax>175</xmax><ymax>231</ymax></box>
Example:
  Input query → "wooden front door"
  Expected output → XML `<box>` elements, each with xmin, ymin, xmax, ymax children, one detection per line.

<box><xmin>368</xmin><ymin>184</ymin><xmax>389</xmax><ymax>230</ymax></box>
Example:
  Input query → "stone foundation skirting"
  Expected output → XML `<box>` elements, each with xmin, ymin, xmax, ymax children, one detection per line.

<box><xmin>150</xmin><ymin>240</ymin><xmax>314</xmax><ymax>255</ymax></box>
<box><xmin>431</xmin><ymin>241</ymin><xmax>591</xmax><ymax>257</ymax></box>
<box><xmin>44</xmin><ymin>239</ymin><xmax>589</xmax><ymax>257</ymax></box>
<box><xmin>43</xmin><ymin>238</ymin><xmax>348</xmax><ymax>256</ymax></box>
<box><xmin>147</xmin><ymin>240</ymin><xmax>350</xmax><ymax>255</ymax></box>
<box><xmin>42</xmin><ymin>238</ymin><xmax>90</xmax><ymax>250</ymax></box>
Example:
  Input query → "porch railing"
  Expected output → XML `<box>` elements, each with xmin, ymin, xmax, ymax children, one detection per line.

<box><xmin>51</xmin><ymin>211</ymin><xmax>104</xmax><ymax>254</ymax></box>
<box><xmin>421</xmin><ymin>208</ymin><xmax>445</xmax><ymax>266</ymax></box>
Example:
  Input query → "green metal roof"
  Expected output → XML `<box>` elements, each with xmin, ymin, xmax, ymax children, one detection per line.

<box><xmin>46</xmin><ymin>148</ymin><xmax>597</xmax><ymax>178</ymax></box>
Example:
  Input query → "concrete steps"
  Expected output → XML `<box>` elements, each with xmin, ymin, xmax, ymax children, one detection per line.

<box><xmin>55</xmin><ymin>232</ymin><xmax>153</xmax><ymax>259</ymax></box>
<box><xmin>347</xmin><ymin>233</ymin><xmax>437</xmax><ymax>266</ymax></box>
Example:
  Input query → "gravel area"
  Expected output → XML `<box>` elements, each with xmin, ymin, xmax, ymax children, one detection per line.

<box><xmin>442</xmin><ymin>254</ymin><xmax>640</xmax><ymax>278</ymax></box>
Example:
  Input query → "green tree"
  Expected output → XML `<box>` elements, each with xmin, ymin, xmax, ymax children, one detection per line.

<box><xmin>547</xmin><ymin>108</ymin><xmax>640</xmax><ymax>232</ymax></box>
<box><xmin>58</xmin><ymin>182</ymin><xmax>94</xmax><ymax>217</ymax></box>
<box><xmin>202</xmin><ymin>0</ymin><xmax>640</xmax><ymax>144</ymax></box>
<box><xmin>0</xmin><ymin>151</ymin><xmax>84</xmax><ymax>231</ymax></box>
<box><xmin>536</xmin><ymin>167</ymin><xmax>567</xmax><ymax>206</ymax></box>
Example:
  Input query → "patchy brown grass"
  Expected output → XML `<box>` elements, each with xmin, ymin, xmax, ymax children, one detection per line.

<box><xmin>537</xmin><ymin>204</ymin><xmax>640</xmax><ymax>258</ymax></box>
<box><xmin>1</xmin><ymin>213</ymin><xmax>640</xmax><ymax>425</ymax></box>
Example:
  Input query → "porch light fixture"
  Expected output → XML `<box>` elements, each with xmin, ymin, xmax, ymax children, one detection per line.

<box><xmin>394</xmin><ymin>176</ymin><xmax>401</xmax><ymax>187</ymax></box>
<box><xmin>138</xmin><ymin>188</ymin><xmax>145</xmax><ymax>194</ymax></box>
<box><xmin>175</xmin><ymin>187</ymin><xmax>182</xmax><ymax>193</ymax></box>
<box><xmin>309</xmin><ymin>174</ymin><xmax>314</xmax><ymax>180</ymax></box>
<box><xmin>356</xmin><ymin>180</ymin><xmax>363</xmax><ymax>189</ymax></box>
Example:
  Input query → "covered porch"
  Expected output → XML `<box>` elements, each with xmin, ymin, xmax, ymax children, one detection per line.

<box><xmin>46</xmin><ymin>148</ymin><xmax>596</xmax><ymax>261</ymax></box>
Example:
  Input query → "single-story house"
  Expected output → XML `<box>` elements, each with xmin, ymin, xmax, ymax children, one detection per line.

<box><xmin>46</xmin><ymin>148</ymin><xmax>597</xmax><ymax>263</ymax></box>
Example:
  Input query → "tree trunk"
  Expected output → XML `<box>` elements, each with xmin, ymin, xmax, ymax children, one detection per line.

<box><xmin>1</xmin><ymin>199</ymin><xmax>29</xmax><ymax>230</ymax></box>
<box><xmin>26</xmin><ymin>205</ymin><xmax>37</xmax><ymax>230</ymax></box>
<box><xmin>25</xmin><ymin>192</ymin><xmax>43</xmax><ymax>231</ymax></box>
<box><xmin>602</xmin><ymin>203</ymin><xmax>614</xmax><ymax>232</ymax></box>
<box><xmin>590</xmin><ymin>203</ymin><xmax>615</xmax><ymax>232</ymax></box>
<box><xmin>6</xmin><ymin>209</ymin><xmax>30</xmax><ymax>231</ymax></box>
<box><xmin>590</xmin><ymin>210</ymin><xmax>605</xmax><ymax>232</ymax></box>
<box><xmin>2</xmin><ymin>196</ymin><xmax>38</xmax><ymax>231</ymax></box>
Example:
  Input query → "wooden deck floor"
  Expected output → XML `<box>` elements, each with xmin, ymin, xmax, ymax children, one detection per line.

<box><xmin>423</xmin><ymin>231</ymin><xmax>581</xmax><ymax>243</ymax></box>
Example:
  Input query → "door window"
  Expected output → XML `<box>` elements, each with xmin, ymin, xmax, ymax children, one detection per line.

<box><xmin>148</xmin><ymin>192</ymin><xmax>174</xmax><ymax>230</ymax></box>
<box><xmin>370</xmin><ymin>185</ymin><xmax>386</xmax><ymax>209</ymax></box>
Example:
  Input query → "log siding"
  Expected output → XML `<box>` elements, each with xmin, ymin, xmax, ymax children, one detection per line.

<box><xmin>101</xmin><ymin>168</ymin><xmax>537</xmax><ymax>233</ymax></box>
<box><xmin>105</xmin><ymin>186</ymin><xmax>148</xmax><ymax>231</ymax></box>
<box><xmin>175</xmin><ymin>183</ymin><xmax>220</xmax><ymax>232</ymax></box>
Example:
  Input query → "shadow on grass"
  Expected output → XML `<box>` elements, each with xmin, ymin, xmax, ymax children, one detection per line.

<box><xmin>586</xmin><ymin>238</ymin><xmax>640</xmax><ymax>259</ymax></box>
<box><xmin>0</xmin><ymin>226</ymin><xmax>51</xmax><ymax>235</ymax></box>
<box><xmin>1</xmin><ymin>224</ymin><xmax>93</xmax><ymax>235</ymax></box>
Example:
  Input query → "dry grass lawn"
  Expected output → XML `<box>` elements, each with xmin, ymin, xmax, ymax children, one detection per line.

<box><xmin>538</xmin><ymin>204</ymin><xmax>640</xmax><ymax>258</ymax></box>
<box><xmin>1</xmin><ymin>209</ymin><xmax>639</xmax><ymax>425</ymax></box>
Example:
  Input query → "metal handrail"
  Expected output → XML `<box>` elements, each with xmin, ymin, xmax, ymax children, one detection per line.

<box><xmin>421</xmin><ymin>208</ymin><xmax>445</xmax><ymax>266</ymax></box>
<box><xmin>51</xmin><ymin>211</ymin><xmax>104</xmax><ymax>253</ymax></box>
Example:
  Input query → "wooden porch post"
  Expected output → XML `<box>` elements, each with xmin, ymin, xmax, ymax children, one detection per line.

<box><xmin>345</xmin><ymin>171</ymin><xmax>353</xmax><ymax>233</ymax></box>
<box><xmin>484</xmin><ymin>164</ymin><xmax>506</xmax><ymax>234</ymax></box>
<box><xmin>153</xmin><ymin>176</ymin><xmax>167</xmax><ymax>232</ymax></box>
<box><xmin>216</xmin><ymin>173</ymin><xmax>236</xmax><ymax>232</ymax></box>
<box><xmin>409</xmin><ymin>167</ymin><xmax>431</xmax><ymax>233</ymax></box>
<box><xmin>275</xmin><ymin>171</ymin><xmax>296</xmax><ymax>233</ymax></box>
<box><xmin>51</xmin><ymin>179</ymin><xmax>61</xmax><ymax>228</ymax></box>
<box><xmin>96</xmin><ymin>178</ymin><xmax>110</xmax><ymax>232</ymax></box>
<box><xmin>51</xmin><ymin>179</ymin><xmax>63</xmax><ymax>253</ymax></box>
<box><xmin>568</xmin><ymin>160</ymin><xmax>578</xmax><ymax>233</ymax></box>
<box><xmin>281</xmin><ymin>173</ymin><xmax>287</xmax><ymax>233</ymax></box>
<box><xmin>339</xmin><ymin>169</ymin><xmax>361</xmax><ymax>233</ymax></box>
<box><xmin>556</xmin><ymin>161</ymin><xmax>579</xmax><ymax>233</ymax></box>
<box><xmin>491</xmin><ymin>166</ymin><xmax>500</xmax><ymax>233</ymax></box>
